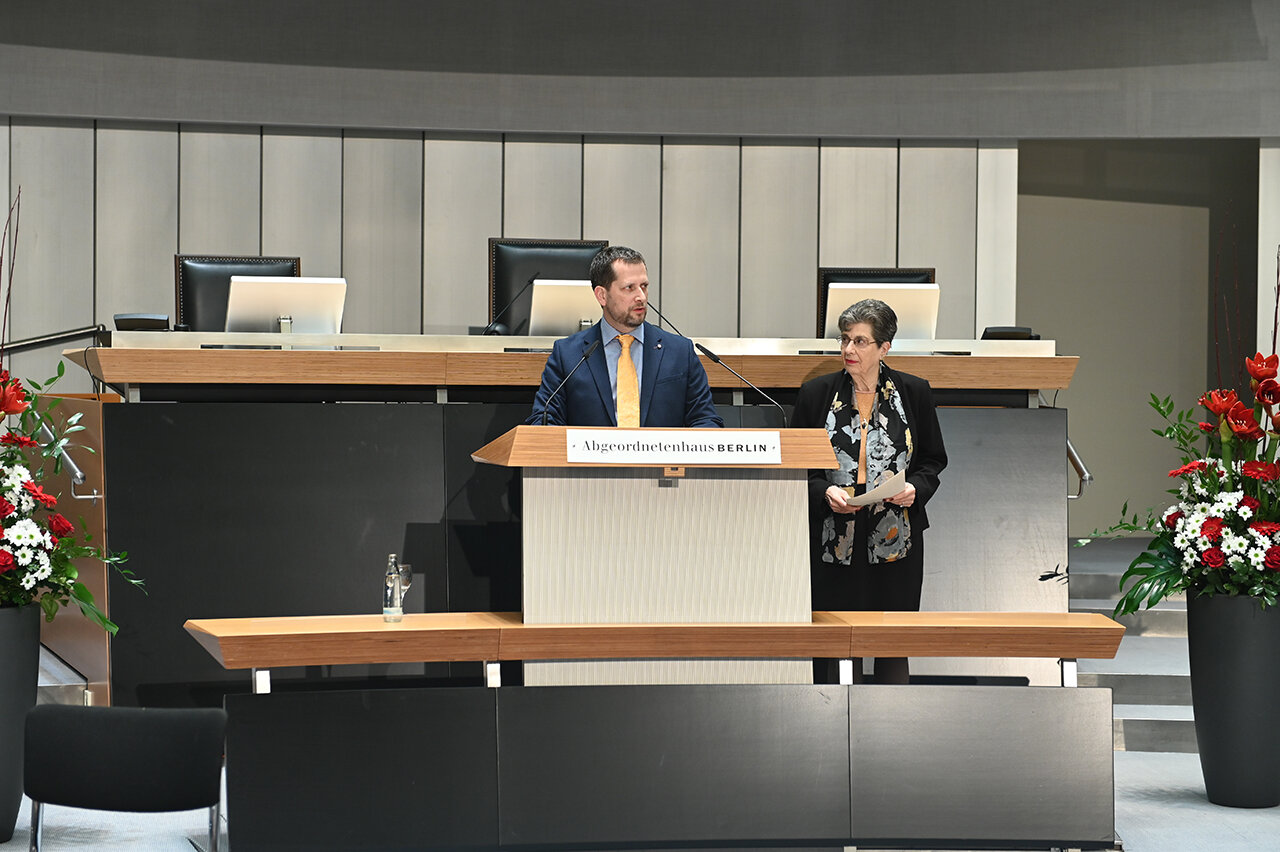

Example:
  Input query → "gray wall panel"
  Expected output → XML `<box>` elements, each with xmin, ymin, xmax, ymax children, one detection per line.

<box><xmin>10</xmin><ymin>120</ymin><xmax>94</xmax><ymax>392</ymax></box>
<box><xmin>502</xmin><ymin>135</ymin><xmax>582</xmax><ymax>239</ymax></box>
<box><xmin>262</xmin><ymin>129</ymin><xmax>342</xmax><ymax>277</ymax></box>
<box><xmin>975</xmin><ymin>142</ymin><xmax>1019</xmax><ymax>333</ymax></box>
<box><xmin>95</xmin><ymin>122</ymin><xmax>178</xmax><ymax>325</ymax></box>
<box><xmin>582</xmin><ymin>138</ymin><xmax>661</xmax><ymax>303</ymax></box>
<box><xmin>1018</xmin><ymin>194</ymin><xmax>1209</xmax><ymax>538</ymax></box>
<box><xmin>661</xmin><ymin>141</ymin><xmax>740</xmax><ymax>338</ymax></box>
<box><xmin>342</xmin><ymin>133</ymin><xmax>423</xmax><ymax>334</ymax></box>
<box><xmin>740</xmin><ymin>141</ymin><xmax>818</xmax><ymax>338</ymax></box>
<box><xmin>423</xmin><ymin>134</ymin><xmax>503</xmax><ymax>333</ymax></box>
<box><xmin>899</xmin><ymin>142</ymin><xmax>977</xmax><ymax>339</ymax></box>
<box><xmin>818</xmin><ymin>141</ymin><xmax>898</xmax><ymax>270</ymax></box>
<box><xmin>178</xmin><ymin>125</ymin><xmax>261</xmax><ymax>255</ymax></box>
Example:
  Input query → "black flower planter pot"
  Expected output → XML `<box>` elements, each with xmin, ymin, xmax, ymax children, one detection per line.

<box><xmin>0</xmin><ymin>604</ymin><xmax>40</xmax><ymax>841</ymax></box>
<box><xmin>1187</xmin><ymin>593</ymin><xmax>1280</xmax><ymax>808</ymax></box>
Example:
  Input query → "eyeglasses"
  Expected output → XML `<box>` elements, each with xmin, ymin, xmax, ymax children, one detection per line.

<box><xmin>837</xmin><ymin>336</ymin><xmax>878</xmax><ymax>349</ymax></box>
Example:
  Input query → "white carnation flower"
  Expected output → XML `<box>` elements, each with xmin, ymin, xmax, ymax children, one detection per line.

<box><xmin>1222</xmin><ymin>533</ymin><xmax>1249</xmax><ymax>555</ymax></box>
<box><xmin>5</xmin><ymin>518</ymin><xmax>42</xmax><ymax>546</ymax></box>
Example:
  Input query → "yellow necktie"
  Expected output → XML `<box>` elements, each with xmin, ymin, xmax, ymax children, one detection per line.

<box><xmin>616</xmin><ymin>333</ymin><xmax>639</xmax><ymax>427</ymax></box>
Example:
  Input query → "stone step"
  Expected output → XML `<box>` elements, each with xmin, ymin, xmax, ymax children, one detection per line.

<box><xmin>1073</xmin><ymin>597</ymin><xmax>1186</xmax><ymax>637</ymax></box>
<box><xmin>1113</xmin><ymin>704</ymin><xmax>1198</xmax><ymax>753</ymax></box>
<box><xmin>1079</xmin><ymin>635</ymin><xmax>1191</xmax><ymax>706</ymax></box>
<box><xmin>37</xmin><ymin>644</ymin><xmax>87</xmax><ymax>706</ymax></box>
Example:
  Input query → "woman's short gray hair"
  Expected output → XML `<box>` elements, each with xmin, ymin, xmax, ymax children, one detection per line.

<box><xmin>838</xmin><ymin>299</ymin><xmax>898</xmax><ymax>345</ymax></box>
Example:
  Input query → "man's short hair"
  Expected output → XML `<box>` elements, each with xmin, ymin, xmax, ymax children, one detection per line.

<box><xmin>589</xmin><ymin>246</ymin><xmax>646</xmax><ymax>290</ymax></box>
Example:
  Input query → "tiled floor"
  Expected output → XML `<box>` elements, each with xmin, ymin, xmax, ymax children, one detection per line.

<box><xmin>4</xmin><ymin>751</ymin><xmax>1279</xmax><ymax>851</ymax></box>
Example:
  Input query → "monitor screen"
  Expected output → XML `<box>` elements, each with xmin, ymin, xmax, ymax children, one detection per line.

<box><xmin>224</xmin><ymin>276</ymin><xmax>347</xmax><ymax>334</ymax></box>
<box><xmin>823</xmin><ymin>282</ymin><xmax>940</xmax><ymax>341</ymax></box>
<box><xmin>528</xmin><ymin>279</ymin><xmax>600</xmax><ymax>337</ymax></box>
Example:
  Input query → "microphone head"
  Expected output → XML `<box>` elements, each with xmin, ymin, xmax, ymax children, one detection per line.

<box><xmin>694</xmin><ymin>342</ymin><xmax>720</xmax><ymax>363</ymax></box>
<box><xmin>484</xmin><ymin>323</ymin><xmax>508</xmax><ymax>336</ymax></box>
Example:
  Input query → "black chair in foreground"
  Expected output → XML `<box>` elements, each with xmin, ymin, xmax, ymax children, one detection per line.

<box><xmin>24</xmin><ymin>705</ymin><xmax>227</xmax><ymax>852</ymax></box>
<box><xmin>175</xmin><ymin>254</ymin><xmax>301</xmax><ymax>332</ymax></box>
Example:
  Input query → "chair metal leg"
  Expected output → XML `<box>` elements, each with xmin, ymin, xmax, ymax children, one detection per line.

<box><xmin>209</xmin><ymin>800</ymin><xmax>221</xmax><ymax>852</ymax></box>
<box><xmin>29</xmin><ymin>800</ymin><xmax>43</xmax><ymax>852</ymax></box>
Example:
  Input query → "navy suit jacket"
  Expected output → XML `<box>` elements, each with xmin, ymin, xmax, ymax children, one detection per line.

<box><xmin>527</xmin><ymin>321</ymin><xmax>724</xmax><ymax>428</ymax></box>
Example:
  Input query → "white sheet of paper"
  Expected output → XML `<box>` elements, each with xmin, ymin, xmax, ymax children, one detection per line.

<box><xmin>843</xmin><ymin>470</ymin><xmax>907</xmax><ymax>507</ymax></box>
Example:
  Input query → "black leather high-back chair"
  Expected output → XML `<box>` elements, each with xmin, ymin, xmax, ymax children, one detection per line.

<box><xmin>487</xmin><ymin>238</ymin><xmax>607</xmax><ymax>335</ymax></box>
<box><xmin>815</xmin><ymin>266</ymin><xmax>936</xmax><ymax>337</ymax></box>
<box><xmin>25</xmin><ymin>704</ymin><xmax>228</xmax><ymax>852</ymax></box>
<box><xmin>175</xmin><ymin>255</ymin><xmax>301</xmax><ymax>331</ymax></box>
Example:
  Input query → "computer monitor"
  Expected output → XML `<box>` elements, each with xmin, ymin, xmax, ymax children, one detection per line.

<box><xmin>822</xmin><ymin>282</ymin><xmax>941</xmax><ymax>341</ymax></box>
<box><xmin>527</xmin><ymin>279</ymin><xmax>600</xmax><ymax>337</ymax></box>
<box><xmin>224</xmin><ymin>276</ymin><xmax>347</xmax><ymax>333</ymax></box>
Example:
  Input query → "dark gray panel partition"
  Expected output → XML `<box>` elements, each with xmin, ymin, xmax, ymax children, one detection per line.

<box><xmin>226</xmin><ymin>688</ymin><xmax>500</xmax><ymax>852</ymax></box>
<box><xmin>104</xmin><ymin>402</ymin><xmax>449</xmax><ymax>705</ymax></box>
<box><xmin>850</xmin><ymin>686</ymin><xmax>1115</xmax><ymax>847</ymax></box>
<box><xmin>498</xmin><ymin>685</ymin><xmax>851</xmax><ymax>848</ymax></box>
<box><xmin>221</xmin><ymin>684</ymin><xmax>1114</xmax><ymax>850</ymax></box>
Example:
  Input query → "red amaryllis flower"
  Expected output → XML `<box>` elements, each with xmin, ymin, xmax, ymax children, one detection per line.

<box><xmin>1201</xmin><ymin>517</ymin><xmax>1225</xmax><ymax>540</ymax></box>
<box><xmin>1201</xmin><ymin>547</ymin><xmax>1226</xmax><ymax>568</ymax></box>
<box><xmin>1258</xmin><ymin>378</ymin><xmax>1280</xmax><ymax>408</ymax></box>
<box><xmin>0</xmin><ymin>549</ymin><xmax>14</xmax><ymax>573</ymax></box>
<box><xmin>1247</xmin><ymin>352</ymin><xmax>1280</xmax><ymax>381</ymax></box>
<box><xmin>1253</xmin><ymin>520</ymin><xmax>1280</xmax><ymax>535</ymax></box>
<box><xmin>1169</xmin><ymin>460</ymin><xmax>1208</xmax><ymax>477</ymax></box>
<box><xmin>1163</xmin><ymin>510</ymin><xmax>1183</xmax><ymax>529</ymax></box>
<box><xmin>1201</xmin><ymin>389</ymin><xmax>1239</xmax><ymax>416</ymax></box>
<box><xmin>0</xmin><ymin>380</ymin><xmax>28</xmax><ymax>416</ymax></box>
<box><xmin>21</xmin><ymin>481</ymin><xmax>56</xmax><ymax>508</ymax></box>
<box><xmin>1199</xmin><ymin>421</ymin><xmax>1217</xmax><ymax>433</ymax></box>
<box><xmin>0</xmin><ymin>497</ymin><xmax>15</xmax><ymax>518</ymax></box>
<box><xmin>1226</xmin><ymin>401</ymin><xmax>1266</xmax><ymax>441</ymax></box>
<box><xmin>1243</xmin><ymin>461</ymin><xmax>1280</xmax><ymax>481</ymax></box>
<box><xmin>47</xmin><ymin>513</ymin><xmax>74</xmax><ymax>537</ymax></box>
<box><xmin>0</xmin><ymin>433</ymin><xmax>38</xmax><ymax>447</ymax></box>
<box><xmin>1268</xmin><ymin>546</ymin><xmax>1280</xmax><ymax>571</ymax></box>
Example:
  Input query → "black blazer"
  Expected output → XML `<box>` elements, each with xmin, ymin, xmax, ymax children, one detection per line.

<box><xmin>789</xmin><ymin>366</ymin><xmax>947</xmax><ymax>534</ymax></box>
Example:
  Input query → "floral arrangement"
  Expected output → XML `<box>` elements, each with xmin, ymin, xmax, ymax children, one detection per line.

<box><xmin>1100</xmin><ymin>352</ymin><xmax>1280</xmax><ymax>615</ymax></box>
<box><xmin>0</xmin><ymin>189</ymin><xmax>141</xmax><ymax>633</ymax></box>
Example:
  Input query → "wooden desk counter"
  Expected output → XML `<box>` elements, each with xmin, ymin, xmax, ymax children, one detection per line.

<box><xmin>71</xmin><ymin>334</ymin><xmax>1078</xmax><ymax>392</ymax></box>
<box><xmin>184</xmin><ymin>610</ymin><xmax>1123</xmax><ymax>670</ymax></box>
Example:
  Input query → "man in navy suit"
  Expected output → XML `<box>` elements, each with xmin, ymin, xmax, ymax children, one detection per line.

<box><xmin>527</xmin><ymin>246</ymin><xmax>724</xmax><ymax>428</ymax></box>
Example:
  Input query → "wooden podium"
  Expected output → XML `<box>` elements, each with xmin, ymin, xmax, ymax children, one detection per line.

<box><xmin>472</xmin><ymin>425</ymin><xmax>837</xmax><ymax>685</ymax></box>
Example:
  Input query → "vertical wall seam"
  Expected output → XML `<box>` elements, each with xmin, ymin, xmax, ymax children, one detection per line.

<box><xmin>737</xmin><ymin>138</ymin><xmax>743</xmax><ymax>338</ymax></box>
<box><xmin>420</xmin><ymin>131</ymin><xmax>426</xmax><ymax>334</ymax></box>
<box><xmin>93</xmin><ymin>121</ymin><xmax>99</xmax><ymax>327</ymax></box>
<box><xmin>258</xmin><ymin>126</ymin><xmax>264</xmax><ymax>256</ymax></box>
<box><xmin>974</xmin><ymin>141</ymin><xmax>981</xmax><ymax>337</ymax></box>
<box><xmin>657</xmin><ymin>136</ymin><xmax>665</xmax><ymax>326</ymax></box>
<box><xmin>895</xmin><ymin>139</ymin><xmax>902</xmax><ymax>267</ymax></box>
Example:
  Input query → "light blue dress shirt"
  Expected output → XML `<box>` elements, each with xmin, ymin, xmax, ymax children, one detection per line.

<box><xmin>599</xmin><ymin>321</ymin><xmax>644</xmax><ymax>409</ymax></box>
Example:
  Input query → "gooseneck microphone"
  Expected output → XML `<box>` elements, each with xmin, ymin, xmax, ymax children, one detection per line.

<box><xmin>540</xmin><ymin>339</ymin><xmax>601</xmax><ymax>425</ymax></box>
<box><xmin>643</xmin><ymin>301</ymin><xmax>687</xmax><ymax>337</ymax></box>
<box><xmin>695</xmin><ymin>342</ymin><xmax>789</xmax><ymax>427</ymax></box>
<box><xmin>647</xmin><ymin>300</ymin><xmax>787</xmax><ymax>427</ymax></box>
<box><xmin>482</xmin><ymin>271</ymin><xmax>540</xmax><ymax>335</ymax></box>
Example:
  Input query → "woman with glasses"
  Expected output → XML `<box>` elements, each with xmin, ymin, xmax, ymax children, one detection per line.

<box><xmin>790</xmin><ymin>298</ymin><xmax>948</xmax><ymax>685</ymax></box>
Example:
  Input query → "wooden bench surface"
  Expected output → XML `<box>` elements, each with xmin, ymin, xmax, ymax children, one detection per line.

<box><xmin>184</xmin><ymin>611</ymin><xmax>1123</xmax><ymax>670</ymax></box>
